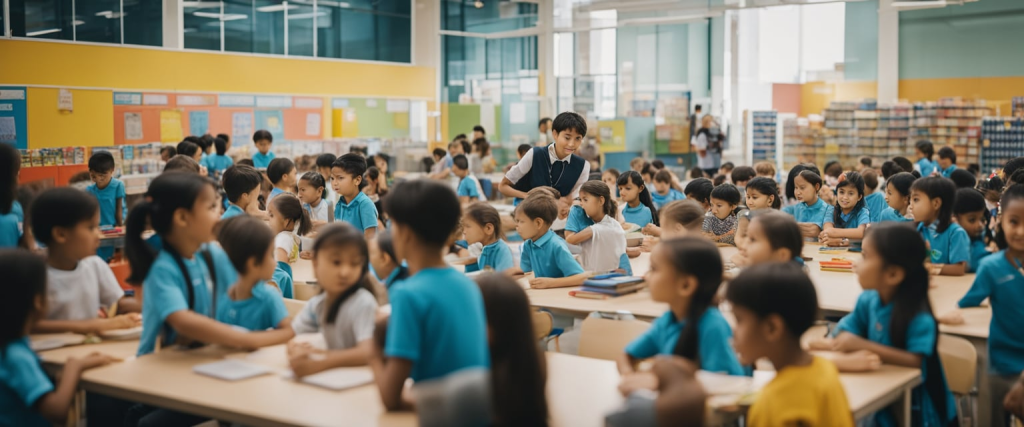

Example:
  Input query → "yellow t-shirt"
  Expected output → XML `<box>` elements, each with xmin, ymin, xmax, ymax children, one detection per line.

<box><xmin>747</xmin><ymin>356</ymin><xmax>854</xmax><ymax>427</ymax></box>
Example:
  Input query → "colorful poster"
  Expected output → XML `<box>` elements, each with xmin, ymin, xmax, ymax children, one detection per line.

<box><xmin>254</xmin><ymin>110</ymin><xmax>285</xmax><ymax>141</ymax></box>
<box><xmin>232</xmin><ymin>112</ymin><xmax>253</xmax><ymax>142</ymax></box>
<box><xmin>0</xmin><ymin>87</ymin><xmax>28</xmax><ymax>149</ymax></box>
<box><xmin>189</xmin><ymin>110</ymin><xmax>209</xmax><ymax>136</ymax></box>
<box><xmin>0</xmin><ymin>117</ymin><xmax>16</xmax><ymax>142</ymax></box>
<box><xmin>124</xmin><ymin>113</ymin><xmax>143</xmax><ymax>140</ymax></box>
<box><xmin>159</xmin><ymin>110</ymin><xmax>183</xmax><ymax>142</ymax></box>
<box><xmin>305</xmin><ymin>113</ymin><xmax>321</xmax><ymax>136</ymax></box>
<box><xmin>598</xmin><ymin>120</ymin><xmax>626</xmax><ymax>153</ymax></box>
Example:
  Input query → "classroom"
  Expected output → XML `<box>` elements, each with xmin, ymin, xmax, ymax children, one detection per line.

<box><xmin>2</xmin><ymin>0</ymin><xmax>1024</xmax><ymax>426</ymax></box>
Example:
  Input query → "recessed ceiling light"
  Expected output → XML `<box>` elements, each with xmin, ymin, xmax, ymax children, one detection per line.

<box><xmin>474</xmin><ymin>1</ymin><xmax>484</xmax><ymax>8</ymax></box>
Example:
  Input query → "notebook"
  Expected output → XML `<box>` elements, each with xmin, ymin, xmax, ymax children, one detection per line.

<box><xmin>583</xmin><ymin>276</ymin><xmax>644</xmax><ymax>289</ymax></box>
<box><xmin>289</xmin><ymin>367</ymin><xmax>374</xmax><ymax>391</ymax></box>
<box><xmin>193</xmin><ymin>360</ymin><xmax>272</xmax><ymax>381</ymax></box>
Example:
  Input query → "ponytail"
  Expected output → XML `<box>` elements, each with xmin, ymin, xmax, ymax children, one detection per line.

<box><xmin>125</xmin><ymin>201</ymin><xmax>156</xmax><ymax>284</ymax></box>
<box><xmin>661</xmin><ymin>237</ymin><xmax>723</xmax><ymax>364</ymax></box>
<box><xmin>300</xmin><ymin>171</ymin><xmax>327</xmax><ymax>200</ymax></box>
<box><xmin>272</xmin><ymin>194</ymin><xmax>313</xmax><ymax>236</ymax></box>
<box><xmin>580</xmin><ymin>180</ymin><xmax>616</xmax><ymax>218</ymax></box>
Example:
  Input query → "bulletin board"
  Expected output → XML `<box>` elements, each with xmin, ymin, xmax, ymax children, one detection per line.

<box><xmin>330</xmin><ymin>98</ymin><xmax>411</xmax><ymax>139</ymax></box>
<box><xmin>598</xmin><ymin>120</ymin><xmax>627</xmax><ymax>153</ymax></box>
<box><xmin>0</xmin><ymin>87</ymin><xmax>28</xmax><ymax>149</ymax></box>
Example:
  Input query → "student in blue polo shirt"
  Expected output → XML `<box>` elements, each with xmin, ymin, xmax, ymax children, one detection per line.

<box><xmin>820</xmin><ymin>171</ymin><xmax>870</xmax><ymax>247</ymax></box>
<box><xmin>462</xmin><ymin>203</ymin><xmax>514</xmax><ymax>273</ymax></box>
<box><xmin>861</xmin><ymin>169</ymin><xmax>887</xmax><ymax>223</ymax></box>
<box><xmin>915</xmin><ymin>140</ymin><xmax>937</xmax><ymax>177</ymax></box>
<box><xmin>953</xmin><ymin>188</ymin><xmax>993</xmax><ymax>273</ymax></box>
<box><xmin>617</xmin><ymin>171</ymin><xmax>660</xmax><ymax>228</ymax></box>
<box><xmin>332</xmin><ymin>153</ymin><xmax>378</xmax><ymax>239</ymax></box>
<box><xmin>910</xmin><ymin>177</ymin><xmax>968</xmax><ymax>276</ymax></box>
<box><xmin>499</xmin><ymin>111</ymin><xmax>591</xmax><ymax>206</ymax></box>
<box><xmin>372</xmin><ymin>179</ymin><xmax>489</xmax><ymax>411</ymax></box>
<box><xmin>221</xmin><ymin>165</ymin><xmax>262</xmax><ymax>220</ymax></box>
<box><xmin>879</xmin><ymin>172</ymin><xmax>915</xmax><ymax>223</ymax></box>
<box><xmin>215</xmin><ymin>216</ymin><xmax>291</xmax><ymax>332</ymax></box>
<box><xmin>452</xmin><ymin>154</ymin><xmax>486</xmax><ymax>203</ymax></box>
<box><xmin>252</xmin><ymin>130</ymin><xmax>276</xmax><ymax>169</ymax></box>
<box><xmin>510</xmin><ymin>192</ymin><xmax>587</xmax><ymax>289</ymax></box>
<box><xmin>936</xmin><ymin>146</ymin><xmax>957</xmax><ymax>178</ymax></box>
<box><xmin>205</xmin><ymin>136</ymin><xmax>234</xmax><ymax>179</ymax></box>
<box><xmin>86</xmin><ymin>151</ymin><xmax>126</xmax><ymax>261</ymax></box>
<box><xmin>650</xmin><ymin>170</ymin><xmax>686</xmax><ymax>210</ymax></box>
<box><xmin>0</xmin><ymin>144</ymin><xmax>28</xmax><ymax>249</ymax></box>
<box><xmin>782</xmin><ymin>170</ymin><xmax>834</xmax><ymax>239</ymax></box>
<box><xmin>369</xmin><ymin>229</ymin><xmax>408</xmax><ymax>289</ymax></box>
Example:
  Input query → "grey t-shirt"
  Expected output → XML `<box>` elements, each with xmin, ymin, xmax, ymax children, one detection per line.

<box><xmin>46</xmin><ymin>256</ymin><xmax>124</xmax><ymax>320</ymax></box>
<box><xmin>291</xmin><ymin>288</ymin><xmax>377</xmax><ymax>350</ymax></box>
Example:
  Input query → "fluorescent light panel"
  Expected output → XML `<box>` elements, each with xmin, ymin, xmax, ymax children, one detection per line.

<box><xmin>256</xmin><ymin>4</ymin><xmax>299</xmax><ymax>12</ymax></box>
<box><xmin>27</xmin><ymin>28</ymin><xmax>62</xmax><ymax>36</ymax></box>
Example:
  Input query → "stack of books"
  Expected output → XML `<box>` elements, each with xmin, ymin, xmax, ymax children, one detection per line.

<box><xmin>570</xmin><ymin>275</ymin><xmax>646</xmax><ymax>299</ymax></box>
<box><xmin>819</xmin><ymin>258</ymin><xmax>853</xmax><ymax>273</ymax></box>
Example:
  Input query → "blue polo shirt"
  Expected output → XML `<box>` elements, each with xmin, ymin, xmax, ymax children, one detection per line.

<box><xmin>217</xmin><ymin>283</ymin><xmax>289</xmax><ymax>332</ymax></box>
<box><xmin>879</xmin><ymin>207</ymin><xmax>912</xmax><ymax>223</ymax></box>
<box><xmin>565</xmin><ymin>206</ymin><xmax>594</xmax><ymax>233</ymax></box>
<box><xmin>782</xmin><ymin>197</ymin><xmax>834</xmax><ymax>229</ymax></box>
<box><xmin>625</xmin><ymin>308</ymin><xmax>744</xmax><ymax>376</ymax></box>
<box><xmin>0</xmin><ymin>337</ymin><xmax>52</xmax><ymax>427</ymax></box>
<box><xmin>864</xmin><ymin>192</ymin><xmax>887</xmax><ymax>223</ymax></box>
<box><xmin>835</xmin><ymin>290</ymin><xmax>956</xmax><ymax>427</ymax></box>
<box><xmin>273</xmin><ymin>262</ymin><xmax>294</xmax><ymax>299</ymax></box>
<box><xmin>917</xmin><ymin>221</ymin><xmax>969</xmax><ymax>265</ymax></box>
<box><xmin>335</xmin><ymin>191</ymin><xmax>378</xmax><ymax>232</ymax></box>
<box><xmin>252</xmin><ymin>151</ymin><xmax>276</xmax><ymax>169</ymax></box>
<box><xmin>267</xmin><ymin>187</ymin><xmax>287</xmax><ymax>204</ymax></box>
<box><xmin>0</xmin><ymin>201</ymin><xmax>24</xmax><ymax>249</ymax></box>
<box><xmin>456</xmin><ymin>175</ymin><xmax>483</xmax><ymax>200</ymax></box>
<box><xmin>967</xmin><ymin>238</ymin><xmax>992</xmax><ymax>274</ymax></box>
<box><xmin>824</xmin><ymin>206</ymin><xmax>870</xmax><ymax>229</ymax></box>
<box><xmin>385</xmin><ymin>267</ymin><xmax>489</xmax><ymax>382</ymax></box>
<box><xmin>917</xmin><ymin>158</ymin><xmax>936</xmax><ymax>177</ymax></box>
<box><xmin>621</xmin><ymin>204</ymin><xmax>654</xmax><ymax>228</ymax></box>
<box><xmin>520</xmin><ymin>229</ymin><xmax>585</xmax><ymax>278</ymax></box>
<box><xmin>221</xmin><ymin>204</ymin><xmax>245</xmax><ymax>220</ymax></box>
<box><xmin>937</xmin><ymin>164</ymin><xmax>957</xmax><ymax>178</ymax></box>
<box><xmin>651</xmin><ymin>189</ymin><xmax>686</xmax><ymax>210</ymax></box>
<box><xmin>476</xmin><ymin>240</ymin><xmax>514</xmax><ymax>272</ymax></box>
<box><xmin>205</xmin><ymin>154</ymin><xmax>234</xmax><ymax>177</ymax></box>
<box><xmin>959</xmin><ymin>250</ymin><xmax>1024</xmax><ymax>375</ymax></box>
<box><xmin>87</xmin><ymin>178</ymin><xmax>126</xmax><ymax>226</ymax></box>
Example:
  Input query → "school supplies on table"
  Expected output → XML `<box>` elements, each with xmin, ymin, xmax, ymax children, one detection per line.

<box><xmin>818</xmin><ymin>247</ymin><xmax>848</xmax><ymax>255</ymax></box>
<box><xmin>569</xmin><ymin>290</ymin><xmax>609</xmax><ymax>300</ymax></box>
<box><xmin>819</xmin><ymin>258</ymin><xmax>854</xmax><ymax>273</ymax></box>
<box><xmin>581</xmin><ymin>275</ymin><xmax>646</xmax><ymax>296</ymax></box>
<box><xmin>98</xmin><ymin>326</ymin><xmax>143</xmax><ymax>340</ymax></box>
<box><xmin>193</xmin><ymin>360</ymin><xmax>273</xmax><ymax>381</ymax></box>
<box><xmin>286</xmin><ymin>367</ymin><xmax>375</xmax><ymax>391</ymax></box>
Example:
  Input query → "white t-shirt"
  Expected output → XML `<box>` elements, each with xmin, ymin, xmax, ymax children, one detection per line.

<box><xmin>304</xmin><ymin>200</ymin><xmax>330</xmax><ymax>223</ymax></box>
<box><xmin>693</xmin><ymin>133</ymin><xmax>714</xmax><ymax>169</ymax></box>
<box><xmin>46</xmin><ymin>256</ymin><xmax>124</xmax><ymax>320</ymax></box>
<box><xmin>291</xmin><ymin>289</ymin><xmax>377</xmax><ymax>350</ymax></box>
<box><xmin>275</xmin><ymin>231</ymin><xmax>301</xmax><ymax>264</ymax></box>
<box><xmin>580</xmin><ymin>215</ymin><xmax>628</xmax><ymax>273</ymax></box>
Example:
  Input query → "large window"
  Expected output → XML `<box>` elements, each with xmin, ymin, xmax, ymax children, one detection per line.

<box><xmin>8</xmin><ymin>0</ymin><xmax>160</xmax><ymax>46</ymax></box>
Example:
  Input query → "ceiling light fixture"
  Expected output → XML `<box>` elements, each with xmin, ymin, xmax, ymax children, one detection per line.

<box><xmin>26</xmin><ymin>28</ymin><xmax>62</xmax><ymax>36</ymax></box>
<box><xmin>256</xmin><ymin>4</ymin><xmax>299</xmax><ymax>12</ymax></box>
<box><xmin>474</xmin><ymin>1</ymin><xmax>484</xmax><ymax>8</ymax></box>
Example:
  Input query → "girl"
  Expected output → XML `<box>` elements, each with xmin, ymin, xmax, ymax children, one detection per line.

<box><xmin>735</xmin><ymin>211</ymin><xmax>803</xmax><ymax>267</ymax></box>
<box><xmin>811</xmin><ymin>223</ymin><xmax>957</xmax><ymax>427</ymax></box>
<box><xmin>269</xmin><ymin>194</ymin><xmax>313</xmax><ymax>264</ymax></box>
<box><xmin>820</xmin><ymin>171</ymin><xmax>870</xmax><ymax>247</ymax></box>
<box><xmin>564</xmin><ymin>181</ymin><xmax>631</xmax><ymax>274</ymax></box>
<box><xmin>602</xmin><ymin>168</ymin><xmax>620</xmax><ymax>200</ymax></box>
<box><xmin>369</xmin><ymin>229</ymin><xmax>406</xmax><ymax>289</ymax></box>
<box><xmin>783</xmin><ymin>163</ymin><xmax>819</xmax><ymax>207</ymax></box>
<box><xmin>475</xmin><ymin>273</ymin><xmax>549</xmax><ymax>427</ymax></box>
<box><xmin>1</xmin><ymin>251</ymin><xmax>119</xmax><ymax>426</ymax></box>
<box><xmin>880</xmin><ymin>172</ymin><xmax>916</xmax><ymax>223</ymax></box>
<box><xmin>362</xmin><ymin>166</ymin><xmax>387</xmax><ymax>203</ymax></box>
<box><xmin>702</xmin><ymin>184</ymin><xmax>740</xmax><ymax>245</ymax></box>
<box><xmin>616</xmin><ymin>171</ymin><xmax>659</xmax><ymax>229</ymax></box>
<box><xmin>782</xmin><ymin>170</ymin><xmax>834</xmax><ymax>239</ymax></box>
<box><xmin>910</xmin><ymin>177</ymin><xmax>969</xmax><ymax>276</ymax></box>
<box><xmin>462</xmin><ymin>202</ymin><xmax>514</xmax><ymax>273</ymax></box>
<box><xmin>735</xmin><ymin>177</ymin><xmax>780</xmax><ymax>246</ymax></box>
<box><xmin>297</xmin><ymin>171</ymin><xmax>333</xmax><ymax>226</ymax></box>
<box><xmin>953</xmin><ymin>188</ymin><xmax>992</xmax><ymax>273</ymax></box>
<box><xmin>289</xmin><ymin>223</ymin><xmax>379</xmax><ymax>378</ymax></box>
<box><xmin>125</xmin><ymin>173</ymin><xmax>293</xmax><ymax>357</ymax></box>
<box><xmin>0</xmin><ymin>143</ymin><xmax>32</xmax><ymax>249</ymax></box>
<box><xmin>618</xmin><ymin>236</ymin><xmax>745</xmax><ymax>395</ymax></box>
<box><xmin>683</xmin><ymin>178</ymin><xmax>714</xmax><ymax>212</ymax></box>
<box><xmin>657</xmin><ymin>200</ymin><xmax>705</xmax><ymax>239</ymax></box>
<box><xmin>915</xmin><ymin>140</ymin><xmax>937</xmax><ymax>177</ymax></box>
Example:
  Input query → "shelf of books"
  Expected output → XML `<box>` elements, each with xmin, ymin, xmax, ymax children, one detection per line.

<box><xmin>910</xmin><ymin>99</ymin><xmax>989</xmax><ymax>166</ymax></box>
<box><xmin>782</xmin><ymin>116</ymin><xmax>825</xmax><ymax>170</ymax></box>
<box><xmin>750</xmin><ymin>111</ymin><xmax>778</xmax><ymax>163</ymax></box>
<box><xmin>981</xmin><ymin>117</ymin><xmax>1024</xmax><ymax>175</ymax></box>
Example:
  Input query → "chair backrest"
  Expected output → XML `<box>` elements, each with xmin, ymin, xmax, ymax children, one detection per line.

<box><xmin>938</xmin><ymin>334</ymin><xmax>977</xmax><ymax>395</ymax></box>
<box><xmin>578</xmin><ymin>316</ymin><xmax>651</xmax><ymax>361</ymax></box>
<box><xmin>282</xmin><ymin>298</ymin><xmax>306</xmax><ymax>317</ymax></box>
<box><xmin>531</xmin><ymin>310</ymin><xmax>553</xmax><ymax>342</ymax></box>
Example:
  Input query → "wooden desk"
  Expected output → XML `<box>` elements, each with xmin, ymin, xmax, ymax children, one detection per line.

<box><xmin>30</xmin><ymin>334</ymin><xmax>139</xmax><ymax>365</ymax></box>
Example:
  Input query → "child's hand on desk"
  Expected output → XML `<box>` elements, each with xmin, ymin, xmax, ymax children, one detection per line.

<box><xmin>830</xmin><ymin>332</ymin><xmax>869</xmax><ymax>352</ymax></box>
<box><xmin>100</xmin><ymin>313</ymin><xmax>142</xmax><ymax>331</ymax></box>
<box><xmin>287</xmin><ymin>341</ymin><xmax>317</xmax><ymax>359</ymax></box>
<box><xmin>618</xmin><ymin>371</ymin><xmax>659</xmax><ymax>396</ymax></box>
<box><xmin>937</xmin><ymin>310</ymin><xmax>965</xmax><ymax>325</ymax></box>
<box><xmin>826</xmin><ymin>350</ymin><xmax>881</xmax><ymax>372</ymax></box>
<box><xmin>640</xmin><ymin>236</ymin><xmax>657</xmax><ymax>253</ymax></box>
<box><xmin>528</xmin><ymin>278</ymin><xmax>555</xmax><ymax>289</ymax></box>
<box><xmin>806</xmin><ymin>337</ymin><xmax>835</xmax><ymax>351</ymax></box>
<box><xmin>67</xmin><ymin>352</ymin><xmax>120</xmax><ymax>371</ymax></box>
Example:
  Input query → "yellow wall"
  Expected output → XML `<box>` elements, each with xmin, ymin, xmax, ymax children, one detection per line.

<box><xmin>27</xmin><ymin>88</ymin><xmax>114</xmax><ymax>148</ymax></box>
<box><xmin>799</xmin><ymin>77</ymin><xmax>1024</xmax><ymax>116</ymax></box>
<box><xmin>800</xmin><ymin>81</ymin><xmax>878</xmax><ymax>117</ymax></box>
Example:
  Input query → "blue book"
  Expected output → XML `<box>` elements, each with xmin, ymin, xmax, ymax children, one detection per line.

<box><xmin>583</xmin><ymin>276</ymin><xmax>644</xmax><ymax>289</ymax></box>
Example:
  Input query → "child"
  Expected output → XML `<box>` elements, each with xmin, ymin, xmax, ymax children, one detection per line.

<box><xmin>176</xmin><ymin>140</ymin><xmax>201</xmax><ymax>162</ymax></box>
<box><xmin>252</xmin><ymin>129</ymin><xmax>275</xmax><ymax>169</ymax></box>
<box><xmin>949</xmin><ymin>168</ymin><xmax>976</xmax><ymax>189</ymax></box>
<box><xmin>737</xmin><ymin>211</ymin><xmax>804</xmax><ymax>266</ymax></box>
<box><xmin>812</xmin><ymin>223</ymin><xmax>956</xmax><ymax>427</ymax></box>
<box><xmin>316</xmin><ymin>153</ymin><xmax>339</xmax><ymax>206</ymax></box>
<box><xmin>500</xmin><ymin>112</ymin><xmax>591</xmax><ymax>205</ymax></box>
<box><xmin>727</xmin><ymin>262</ymin><xmax>854</xmax><ymax>427</ymax></box>
<box><xmin>87</xmin><ymin>151</ymin><xmax>126</xmax><ymax>260</ymax></box>
<box><xmin>602</xmin><ymin>168</ymin><xmax>621</xmax><ymax>200</ymax></box>
<box><xmin>736</xmin><ymin>177</ymin><xmax>781</xmax><ymax>246</ymax></box>
<box><xmin>730</xmin><ymin>165</ymin><xmax>756</xmax><ymax>195</ymax></box>
<box><xmin>753</xmin><ymin>161</ymin><xmax>776</xmax><ymax>179</ymax></box>
<box><xmin>0</xmin><ymin>250</ymin><xmax>120</xmax><ymax>426</ymax></box>
<box><xmin>617</xmin><ymin>171</ymin><xmax>659</xmax><ymax>229</ymax></box>
<box><xmin>911</xmin><ymin>177</ymin><xmax>969</xmax><ymax>275</ymax></box>
<box><xmin>205</xmin><ymin>136</ymin><xmax>234</xmax><ymax>179</ymax></box>
<box><xmin>289</xmin><ymin>223</ymin><xmax>379</xmax><ymax>377</ymax></box>
<box><xmin>717</xmin><ymin>162</ymin><xmax>735</xmax><ymax>182</ymax></box>
<box><xmin>372</xmin><ymin>180</ymin><xmax>489</xmax><ymax>410</ymax></box>
<box><xmin>618</xmin><ymin>236</ymin><xmax>744</xmax><ymax>390</ymax></box>
<box><xmin>880</xmin><ymin>172</ymin><xmax>916</xmax><ymax>223</ymax></box>
<box><xmin>474</xmin><ymin>273</ymin><xmax>549</xmax><ymax>426</ymax></box>
<box><xmin>640</xmin><ymin>164</ymin><xmax>656</xmax><ymax>186</ymax></box>
<box><xmin>862</xmin><ymin>169</ymin><xmax>887</xmax><ymax>223</ymax></box>
<box><xmin>160</xmin><ymin>145</ymin><xmax>176</xmax><ymax>162</ymax></box>
<box><xmin>453</xmin><ymin>154</ymin><xmax>487</xmax><ymax>204</ymax></box>
<box><xmin>0</xmin><ymin>143</ymin><xmax>29</xmax><ymax>249</ymax></box>
<box><xmin>362</xmin><ymin>166</ymin><xmax>386</xmax><ymax>202</ymax></box>
<box><xmin>683</xmin><ymin>178</ymin><xmax>714</xmax><ymax>212</ymax></box>
<box><xmin>470</xmin><ymin>138</ymin><xmax>496</xmax><ymax>174</ymax></box>
<box><xmin>298</xmin><ymin>171</ymin><xmax>333</xmax><ymax>225</ymax></box>
<box><xmin>953</xmin><ymin>184</ymin><xmax>1024</xmax><ymax>424</ymax></box>
<box><xmin>915</xmin><ymin>140</ymin><xmax>937</xmax><ymax>177</ymax></box>
<box><xmin>564</xmin><ymin>181</ymin><xmax>631</xmax><ymax>275</ymax></box>
<box><xmin>462</xmin><ymin>202</ymin><xmax>514</xmax><ymax>273</ymax></box>
<box><xmin>125</xmin><ymin>173</ymin><xmax>293</xmax><ymax>357</ymax></box>
<box><xmin>30</xmin><ymin>188</ymin><xmax>141</xmax><ymax>334</ymax></box>
<box><xmin>954</xmin><ymin>188</ymin><xmax>992</xmax><ymax>273</ymax></box>
<box><xmin>371</xmin><ymin>153</ymin><xmax>392</xmax><ymax>190</ymax></box>
<box><xmin>823</xmin><ymin>162</ymin><xmax>843</xmax><ymax>189</ymax></box>
<box><xmin>658</xmin><ymin>200</ymin><xmax>706</xmax><ymax>239</ymax></box>
<box><xmin>651</xmin><ymin>170</ymin><xmax>686</xmax><ymax>210</ymax></box>
<box><xmin>369</xmin><ymin>229</ymin><xmax>406</xmax><ymax>289</ymax></box>
<box><xmin>511</xmin><ymin>193</ymin><xmax>587</xmax><ymax>289</ymax></box>
<box><xmin>267</xmin><ymin>157</ymin><xmax>297</xmax><ymax>204</ymax></box>
<box><xmin>820</xmin><ymin>171</ymin><xmax>869</xmax><ymax>247</ymax></box>
<box><xmin>164</xmin><ymin>155</ymin><xmax>201</xmax><ymax>174</ymax></box>
<box><xmin>782</xmin><ymin>170</ymin><xmax>834</xmax><ymax>239</ymax></box>
<box><xmin>269</xmin><ymin>194</ymin><xmax>312</xmax><ymax>264</ymax></box>
<box><xmin>858</xmin><ymin>156</ymin><xmax>872</xmax><ymax>171</ymax></box>
<box><xmin>702</xmin><ymin>184</ymin><xmax>740</xmax><ymax>245</ymax></box>
<box><xmin>936</xmin><ymin>146</ymin><xmax>957</xmax><ymax>178</ymax></box>
<box><xmin>215</xmin><ymin>216</ymin><xmax>292</xmax><ymax>335</ymax></box>
<box><xmin>504</xmin><ymin>143</ymin><xmax>533</xmax><ymax>173</ymax></box>
<box><xmin>332</xmin><ymin>154</ymin><xmax>378</xmax><ymax>239</ymax></box>
<box><xmin>221</xmin><ymin>165</ymin><xmax>262</xmax><ymax>219</ymax></box>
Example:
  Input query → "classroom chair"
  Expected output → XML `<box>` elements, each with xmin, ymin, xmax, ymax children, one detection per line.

<box><xmin>479</xmin><ymin>178</ymin><xmax>493</xmax><ymax>200</ymax></box>
<box><xmin>578</xmin><ymin>315</ymin><xmax>651</xmax><ymax>361</ymax></box>
<box><xmin>283</xmin><ymin>298</ymin><xmax>306</xmax><ymax>317</ymax></box>
<box><xmin>531</xmin><ymin>310</ymin><xmax>553</xmax><ymax>342</ymax></box>
<box><xmin>938</xmin><ymin>334</ymin><xmax>978</xmax><ymax>426</ymax></box>
<box><xmin>414</xmin><ymin>367</ymin><xmax>492</xmax><ymax>427</ymax></box>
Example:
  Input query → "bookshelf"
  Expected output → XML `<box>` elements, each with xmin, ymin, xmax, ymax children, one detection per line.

<box><xmin>981</xmin><ymin>117</ymin><xmax>1024</xmax><ymax>174</ymax></box>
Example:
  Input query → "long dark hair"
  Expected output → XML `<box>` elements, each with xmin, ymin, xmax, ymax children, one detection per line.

<box><xmin>661</xmin><ymin>237</ymin><xmax>723</xmax><ymax>364</ymax></box>
<box><xmin>0</xmin><ymin>143</ymin><xmax>19</xmax><ymax>215</ymax></box>
<box><xmin>745</xmin><ymin>177</ymin><xmax>781</xmax><ymax>209</ymax></box>
<box><xmin>616</xmin><ymin>171</ymin><xmax>659</xmax><ymax>226</ymax></box>
<box><xmin>911</xmin><ymin>177</ymin><xmax>956</xmax><ymax>232</ymax></box>
<box><xmin>954</xmin><ymin>188</ymin><xmax>991</xmax><ymax>242</ymax></box>
<box><xmin>864</xmin><ymin>223</ymin><xmax>950</xmax><ymax>425</ymax></box>
<box><xmin>475</xmin><ymin>273</ymin><xmax>548</xmax><ymax>427</ymax></box>
<box><xmin>0</xmin><ymin>250</ymin><xmax>47</xmax><ymax>353</ymax></box>
<box><xmin>125</xmin><ymin>172</ymin><xmax>213</xmax><ymax>284</ymax></box>
<box><xmin>785</xmin><ymin>163</ymin><xmax>821</xmax><ymax>201</ymax></box>
<box><xmin>313</xmin><ymin>223</ymin><xmax>376</xmax><ymax>323</ymax></box>
<box><xmin>271</xmin><ymin>194</ymin><xmax>313</xmax><ymax>236</ymax></box>
<box><xmin>299</xmin><ymin>171</ymin><xmax>327</xmax><ymax>201</ymax></box>
<box><xmin>995</xmin><ymin>184</ymin><xmax>1024</xmax><ymax>250</ymax></box>
<box><xmin>464</xmin><ymin>202</ymin><xmax>503</xmax><ymax>243</ymax></box>
<box><xmin>833</xmin><ymin>171</ymin><xmax>867</xmax><ymax>228</ymax></box>
<box><xmin>579</xmin><ymin>180</ymin><xmax>616</xmax><ymax>218</ymax></box>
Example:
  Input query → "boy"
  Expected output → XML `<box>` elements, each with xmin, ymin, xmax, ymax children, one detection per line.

<box><xmin>500</xmin><ymin>111</ymin><xmax>591</xmax><ymax>207</ymax></box>
<box><xmin>332</xmin><ymin>153</ymin><xmax>378</xmax><ymax>238</ymax></box>
<box><xmin>753</xmin><ymin>161</ymin><xmax>776</xmax><ymax>179</ymax></box>
<box><xmin>731</xmin><ymin>165</ymin><xmax>755</xmax><ymax>207</ymax></box>
<box><xmin>31</xmin><ymin>188</ymin><xmax>141</xmax><ymax>334</ymax></box>
<box><xmin>452</xmin><ymin>154</ymin><xmax>486</xmax><ymax>204</ymax></box>
<box><xmin>222</xmin><ymin>165</ymin><xmax>262</xmax><ymax>219</ymax></box>
<box><xmin>937</xmin><ymin>146</ymin><xmax>958</xmax><ymax>178</ymax></box>
<box><xmin>215</xmin><ymin>215</ymin><xmax>292</xmax><ymax>333</ymax></box>
<box><xmin>86</xmin><ymin>151</ymin><xmax>125</xmax><ymax>261</ymax></box>
<box><xmin>537</xmin><ymin>117</ymin><xmax>552</xmax><ymax>146</ymax></box>
<box><xmin>164</xmin><ymin>155</ymin><xmax>200</xmax><ymax>174</ymax></box>
<box><xmin>504</xmin><ymin>144</ymin><xmax>533</xmax><ymax>173</ymax></box>
<box><xmin>205</xmin><ymin>136</ymin><xmax>234</xmax><ymax>179</ymax></box>
<box><xmin>651</xmin><ymin>170</ymin><xmax>686</xmax><ymax>210</ymax></box>
<box><xmin>862</xmin><ymin>169</ymin><xmax>886</xmax><ymax>223</ymax></box>
<box><xmin>316</xmin><ymin>153</ymin><xmax>339</xmax><ymax>206</ymax></box>
<box><xmin>914</xmin><ymin>140</ymin><xmax>936</xmax><ymax>177</ymax></box>
<box><xmin>176</xmin><ymin>140</ymin><xmax>202</xmax><ymax>163</ymax></box>
<box><xmin>858</xmin><ymin>157</ymin><xmax>872</xmax><ymax>171</ymax></box>
<box><xmin>374</xmin><ymin>180</ymin><xmax>489</xmax><ymax>410</ymax></box>
<box><xmin>159</xmin><ymin>146</ymin><xmax>176</xmax><ymax>162</ymax></box>
<box><xmin>718</xmin><ymin>162</ymin><xmax>735</xmax><ymax>183</ymax></box>
<box><xmin>266</xmin><ymin>157</ymin><xmax>297</xmax><ymax>204</ymax></box>
<box><xmin>510</xmin><ymin>193</ymin><xmax>587</xmax><ymax>289</ymax></box>
<box><xmin>252</xmin><ymin>129</ymin><xmax>276</xmax><ymax>169</ymax></box>
<box><xmin>472</xmin><ymin>125</ymin><xmax>486</xmax><ymax>141</ymax></box>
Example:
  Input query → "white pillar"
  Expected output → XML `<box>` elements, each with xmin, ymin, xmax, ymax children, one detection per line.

<box><xmin>877</xmin><ymin>0</ymin><xmax>899</xmax><ymax>103</ymax></box>
<box><xmin>414</xmin><ymin>0</ymin><xmax>441</xmax><ymax>141</ymax></box>
<box><xmin>162</xmin><ymin>0</ymin><xmax>183</xmax><ymax>49</ymax></box>
<box><xmin>539</xmin><ymin>0</ymin><xmax>555</xmax><ymax>118</ymax></box>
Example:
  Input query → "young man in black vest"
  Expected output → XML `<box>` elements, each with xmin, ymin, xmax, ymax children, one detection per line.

<box><xmin>499</xmin><ymin>111</ymin><xmax>591</xmax><ymax>208</ymax></box>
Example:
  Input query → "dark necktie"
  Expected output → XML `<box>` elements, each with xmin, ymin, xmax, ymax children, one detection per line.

<box><xmin>550</xmin><ymin>159</ymin><xmax>567</xmax><ymax>188</ymax></box>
